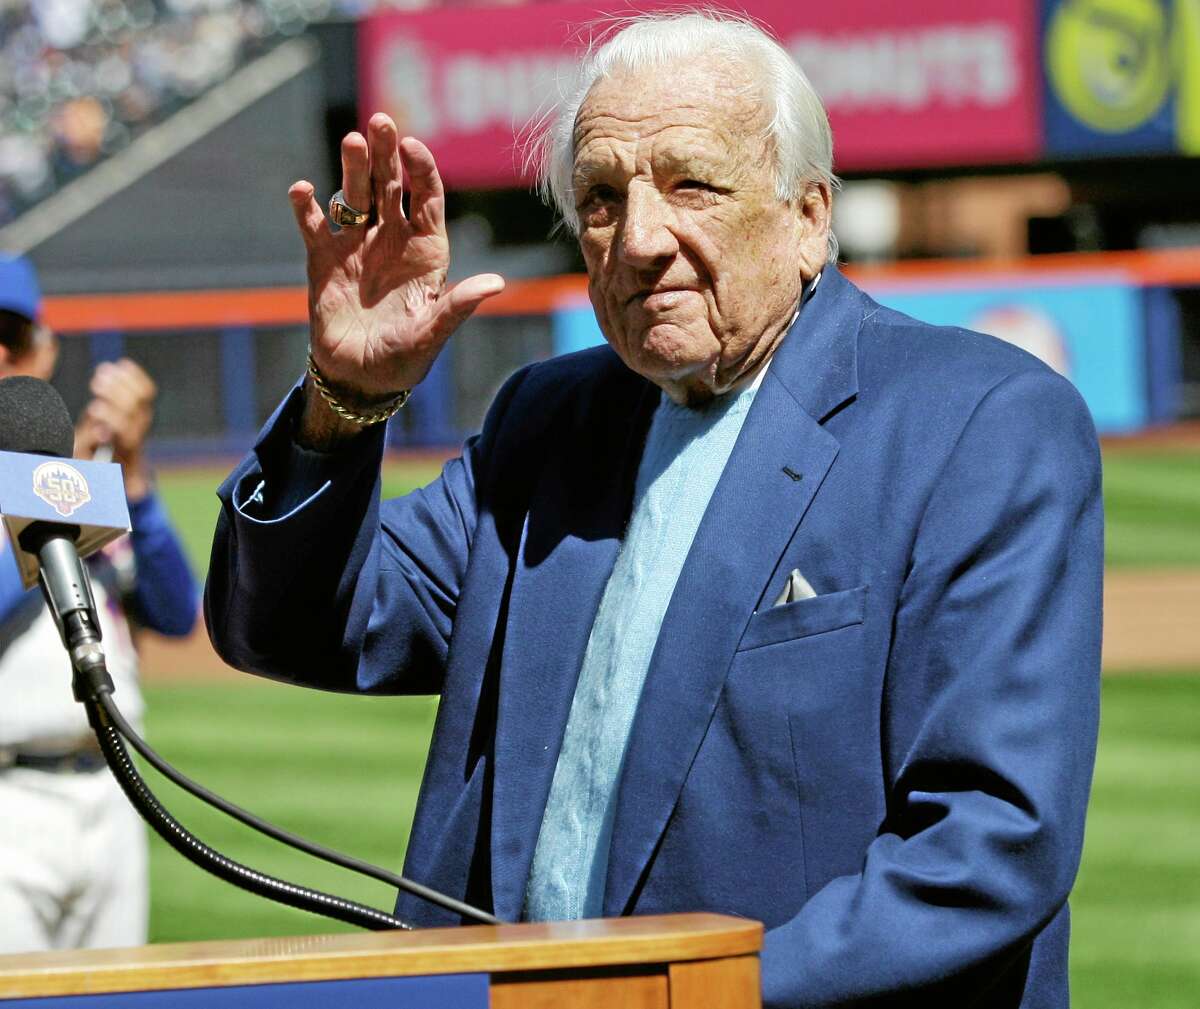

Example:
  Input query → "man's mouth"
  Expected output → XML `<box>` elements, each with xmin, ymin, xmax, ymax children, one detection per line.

<box><xmin>628</xmin><ymin>287</ymin><xmax>698</xmax><ymax>310</ymax></box>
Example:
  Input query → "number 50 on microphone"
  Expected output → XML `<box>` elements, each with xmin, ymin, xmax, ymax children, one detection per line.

<box><xmin>0</xmin><ymin>451</ymin><xmax>130</xmax><ymax>589</ymax></box>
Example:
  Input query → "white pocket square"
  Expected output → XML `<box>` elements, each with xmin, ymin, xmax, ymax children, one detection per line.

<box><xmin>773</xmin><ymin>568</ymin><xmax>818</xmax><ymax>606</ymax></box>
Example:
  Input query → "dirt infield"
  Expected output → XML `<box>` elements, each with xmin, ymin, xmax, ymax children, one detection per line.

<box><xmin>1099</xmin><ymin>569</ymin><xmax>1200</xmax><ymax>671</ymax></box>
<box><xmin>1100</xmin><ymin>420</ymin><xmax>1200</xmax><ymax>451</ymax></box>
<box><xmin>139</xmin><ymin>568</ymin><xmax>1200</xmax><ymax>683</ymax></box>
<box><xmin>140</xmin><ymin>626</ymin><xmax>241</xmax><ymax>682</ymax></box>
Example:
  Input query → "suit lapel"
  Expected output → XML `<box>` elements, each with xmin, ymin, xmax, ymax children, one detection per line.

<box><xmin>603</xmin><ymin>267</ymin><xmax>867</xmax><ymax>915</ymax></box>
<box><xmin>489</xmin><ymin>361</ymin><xmax>657</xmax><ymax>922</ymax></box>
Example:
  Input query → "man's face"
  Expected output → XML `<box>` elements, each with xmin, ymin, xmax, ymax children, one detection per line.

<box><xmin>572</xmin><ymin>58</ymin><xmax>829</xmax><ymax>404</ymax></box>
<box><xmin>0</xmin><ymin>323</ymin><xmax>58</xmax><ymax>382</ymax></box>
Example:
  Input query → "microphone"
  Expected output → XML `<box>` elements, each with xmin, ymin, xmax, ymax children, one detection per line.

<box><xmin>0</xmin><ymin>376</ymin><xmax>130</xmax><ymax>666</ymax></box>
<box><xmin>0</xmin><ymin>378</ymin><xmax>500</xmax><ymax>929</ymax></box>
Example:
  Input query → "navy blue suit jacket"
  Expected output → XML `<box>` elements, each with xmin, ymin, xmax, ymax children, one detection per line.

<box><xmin>206</xmin><ymin>268</ymin><xmax>1102</xmax><ymax>1007</ymax></box>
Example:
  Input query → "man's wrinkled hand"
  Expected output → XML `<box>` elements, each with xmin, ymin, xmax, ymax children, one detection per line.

<box><xmin>288</xmin><ymin>113</ymin><xmax>504</xmax><ymax>407</ymax></box>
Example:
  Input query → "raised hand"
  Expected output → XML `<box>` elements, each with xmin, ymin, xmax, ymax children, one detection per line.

<box><xmin>289</xmin><ymin>114</ymin><xmax>504</xmax><ymax>411</ymax></box>
<box><xmin>75</xmin><ymin>358</ymin><xmax>157</xmax><ymax>499</ymax></box>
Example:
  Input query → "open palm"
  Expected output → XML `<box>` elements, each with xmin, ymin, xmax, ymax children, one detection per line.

<box><xmin>289</xmin><ymin>114</ymin><xmax>503</xmax><ymax>401</ymax></box>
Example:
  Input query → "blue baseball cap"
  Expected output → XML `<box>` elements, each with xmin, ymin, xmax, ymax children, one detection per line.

<box><xmin>0</xmin><ymin>254</ymin><xmax>42</xmax><ymax>322</ymax></box>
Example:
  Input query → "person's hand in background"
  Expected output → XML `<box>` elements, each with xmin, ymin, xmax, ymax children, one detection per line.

<box><xmin>75</xmin><ymin>357</ymin><xmax>157</xmax><ymax>500</ymax></box>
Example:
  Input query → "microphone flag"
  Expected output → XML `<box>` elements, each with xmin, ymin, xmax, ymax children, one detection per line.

<box><xmin>0</xmin><ymin>451</ymin><xmax>130</xmax><ymax>589</ymax></box>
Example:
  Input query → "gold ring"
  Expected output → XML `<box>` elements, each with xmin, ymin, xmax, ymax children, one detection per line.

<box><xmin>328</xmin><ymin>189</ymin><xmax>370</xmax><ymax>228</ymax></box>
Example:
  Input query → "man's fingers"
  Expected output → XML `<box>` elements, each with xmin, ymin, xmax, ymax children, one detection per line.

<box><xmin>367</xmin><ymin>114</ymin><xmax>404</xmax><ymax>222</ymax></box>
<box><xmin>84</xmin><ymin>395</ymin><xmax>127</xmax><ymax>427</ymax></box>
<box><xmin>340</xmin><ymin>132</ymin><xmax>372</xmax><ymax>218</ymax></box>
<box><xmin>431</xmin><ymin>274</ymin><xmax>505</xmax><ymax>341</ymax></box>
<box><xmin>73</xmin><ymin>415</ymin><xmax>108</xmax><ymax>459</ymax></box>
<box><xmin>400</xmin><ymin>137</ymin><xmax>446</xmax><ymax>235</ymax></box>
<box><xmin>115</xmin><ymin>358</ymin><xmax>156</xmax><ymax>399</ymax></box>
<box><xmin>288</xmin><ymin>181</ymin><xmax>328</xmax><ymax>247</ymax></box>
<box><xmin>89</xmin><ymin>365</ymin><xmax>125</xmax><ymax>401</ymax></box>
<box><xmin>84</xmin><ymin>394</ymin><xmax>149</xmax><ymax>452</ymax></box>
<box><xmin>77</xmin><ymin>405</ymin><xmax>108</xmax><ymax>436</ymax></box>
<box><xmin>81</xmin><ymin>400</ymin><xmax>117</xmax><ymax>438</ymax></box>
<box><xmin>449</xmin><ymin>273</ymin><xmax>506</xmax><ymax>307</ymax></box>
<box><xmin>92</xmin><ymin>359</ymin><xmax>154</xmax><ymax>404</ymax></box>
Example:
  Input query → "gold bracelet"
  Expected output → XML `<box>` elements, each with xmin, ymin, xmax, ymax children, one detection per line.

<box><xmin>306</xmin><ymin>351</ymin><xmax>410</xmax><ymax>426</ymax></box>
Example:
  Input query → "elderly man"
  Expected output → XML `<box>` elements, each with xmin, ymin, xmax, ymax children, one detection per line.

<box><xmin>206</xmin><ymin>11</ymin><xmax>1101</xmax><ymax>1007</ymax></box>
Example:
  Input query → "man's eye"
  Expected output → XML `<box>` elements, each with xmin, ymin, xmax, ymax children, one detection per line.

<box><xmin>677</xmin><ymin>178</ymin><xmax>729</xmax><ymax>195</ymax></box>
<box><xmin>671</xmin><ymin>180</ymin><xmax>724</xmax><ymax>203</ymax></box>
<box><xmin>576</xmin><ymin>185</ymin><xmax>621</xmax><ymax>226</ymax></box>
<box><xmin>579</xmin><ymin>184</ymin><xmax>618</xmax><ymax>207</ymax></box>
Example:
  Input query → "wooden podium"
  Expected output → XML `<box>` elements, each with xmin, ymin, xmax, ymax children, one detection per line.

<box><xmin>0</xmin><ymin>913</ymin><xmax>761</xmax><ymax>1007</ymax></box>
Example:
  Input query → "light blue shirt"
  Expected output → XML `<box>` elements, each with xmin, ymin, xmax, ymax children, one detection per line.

<box><xmin>523</xmin><ymin>372</ymin><xmax>763</xmax><ymax>920</ymax></box>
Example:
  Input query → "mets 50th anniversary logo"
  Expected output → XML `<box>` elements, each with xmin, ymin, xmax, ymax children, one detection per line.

<box><xmin>32</xmin><ymin>461</ymin><xmax>91</xmax><ymax>518</ymax></box>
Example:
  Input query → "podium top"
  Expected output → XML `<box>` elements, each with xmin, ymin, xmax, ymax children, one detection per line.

<box><xmin>0</xmin><ymin>913</ymin><xmax>762</xmax><ymax>999</ymax></box>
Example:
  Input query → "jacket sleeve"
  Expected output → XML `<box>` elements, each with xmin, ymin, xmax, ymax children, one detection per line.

<box><xmin>0</xmin><ymin>536</ymin><xmax>35</xmax><ymax>626</ymax></box>
<box><xmin>761</xmin><ymin>368</ymin><xmax>1103</xmax><ymax>1006</ymax></box>
<box><xmin>204</xmin><ymin>370</ymin><xmax>528</xmax><ymax>695</ymax></box>
<box><xmin>125</xmin><ymin>493</ymin><xmax>199</xmax><ymax>637</ymax></box>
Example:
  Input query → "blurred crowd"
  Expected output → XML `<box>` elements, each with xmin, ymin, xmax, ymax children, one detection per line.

<box><xmin>1</xmin><ymin>0</ymin><xmax>276</xmax><ymax>225</ymax></box>
<box><xmin>0</xmin><ymin>0</ymin><xmax>535</xmax><ymax>228</ymax></box>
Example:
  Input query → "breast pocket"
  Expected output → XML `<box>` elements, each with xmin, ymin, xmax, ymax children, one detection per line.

<box><xmin>736</xmin><ymin>585</ymin><xmax>868</xmax><ymax>653</ymax></box>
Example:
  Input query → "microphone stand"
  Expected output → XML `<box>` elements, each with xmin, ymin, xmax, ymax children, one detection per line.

<box><xmin>1</xmin><ymin>381</ymin><xmax>490</xmax><ymax>930</ymax></box>
<box><xmin>82</xmin><ymin>688</ymin><xmax>408</xmax><ymax>931</ymax></box>
<box><xmin>61</xmin><ymin>612</ymin><xmax>501</xmax><ymax>931</ymax></box>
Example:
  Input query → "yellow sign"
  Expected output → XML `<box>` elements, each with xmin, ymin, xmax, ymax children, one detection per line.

<box><xmin>1045</xmin><ymin>0</ymin><xmax>1199</xmax><ymax>149</ymax></box>
<box><xmin>1047</xmin><ymin>0</ymin><xmax>1171</xmax><ymax>133</ymax></box>
<box><xmin>1177</xmin><ymin>0</ymin><xmax>1200</xmax><ymax>151</ymax></box>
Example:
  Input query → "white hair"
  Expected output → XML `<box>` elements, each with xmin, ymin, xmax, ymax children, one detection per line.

<box><xmin>531</xmin><ymin>8</ymin><xmax>840</xmax><ymax>262</ymax></box>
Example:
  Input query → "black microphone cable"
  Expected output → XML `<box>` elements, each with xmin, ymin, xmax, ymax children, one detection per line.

<box><xmin>94</xmin><ymin>687</ymin><xmax>502</xmax><ymax>925</ymax></box>
<box><xmin>66</xmin><ymin>650</ymin><xmax>503</xmax><ymax>931</ymax></box>
<box><xmin>81</xmin><ymin>685</ymin><xmax>410</xmax><ymax>932</ymax></box>
<box><xmin>3</xmin><ymin>374</ymin><xmax>502</xmax><ymax>930</ymax></box>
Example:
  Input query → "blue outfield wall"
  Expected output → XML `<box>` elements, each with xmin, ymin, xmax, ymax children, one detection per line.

<box><xmin>1143</xmin><ymin>286</ymin><xmax>1187</xmax><ymax>424</ymax></box>
<box><xmin>58</xmin><ymin>274</ymin><xmax>1186</xmax><ymax>456</ymax></box>
<box><xmin>547</xmin><ymin>276</ymin><xmax>1177</xmax><ymax>436</ymax></box>
<box><xmin>870</xmin><ymin>280</ymin><xmax>1152</xmax><ymax>434</ymax></box>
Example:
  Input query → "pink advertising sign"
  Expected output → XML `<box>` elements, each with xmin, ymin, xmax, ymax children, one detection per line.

<box><xmin>358</xmin><ymin>0</ymin><xmax>1041</xmax><ymax>188</ymax></box>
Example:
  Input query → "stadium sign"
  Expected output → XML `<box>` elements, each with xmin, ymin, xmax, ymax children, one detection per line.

<box><xmin>1041</xmin><ymin>0</ymin><xmax>1200</xmax><ymax>157</ymax></box>
<box><xmin>359</xmin><ymin>0</ymin><xmax>1041</xmax><ymax>187</ymax></box>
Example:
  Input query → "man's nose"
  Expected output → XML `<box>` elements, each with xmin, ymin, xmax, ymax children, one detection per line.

<box><xmin>618</xmin><ymin>184</ymin><xmax>678</xmax><ymax>268</ymax></box>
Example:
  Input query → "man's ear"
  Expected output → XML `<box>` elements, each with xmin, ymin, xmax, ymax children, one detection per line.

<box><xmin>0</xmin><ymin>344</ymin><xmax>12</xmax><ymax>373</ymax></box>
<box><xmin>793</xmin><ymin>181</ymin><xmax>832</xmax><ymax>276</ymax></box>
<box><xmin>801</xmin><ymin>182</ymin><xmax>832</xmax><ymax>237</ymax></box>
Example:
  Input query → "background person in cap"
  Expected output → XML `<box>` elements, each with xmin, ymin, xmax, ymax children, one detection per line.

<box><xmin>0</xmin><ymin>253</ymin><xmax>198</xmax><ymax>952</ymax></box>
<box><xmin>0</xmin><ymin>254</ymin><xmax>56</xmax><ymax>380</ymax></box>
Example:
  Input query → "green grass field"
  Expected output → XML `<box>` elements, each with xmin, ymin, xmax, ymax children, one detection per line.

<box><xmin>143</xmin><ymin>683</ymin><xmax>437</xmax><ymax>943</ymax></box>
<box><xmin>138</xmin><ymin>674</ymin><xmax>1200</xmax><ymax>1005</ymax></box>
<box><xmin>1102</xmin><ymin>448</ymin><xmax>1200</xmax><ymax>567</ymax></box>
<box><xmin>1069</xmin><ymin>674</ymin><xmax>1200</xmax><ymax>1008</ymax></box>
<box><xmin>131</xmin><ymin>448</ymin><xmax>1199</xmax><ymax>1004</ymax></box>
